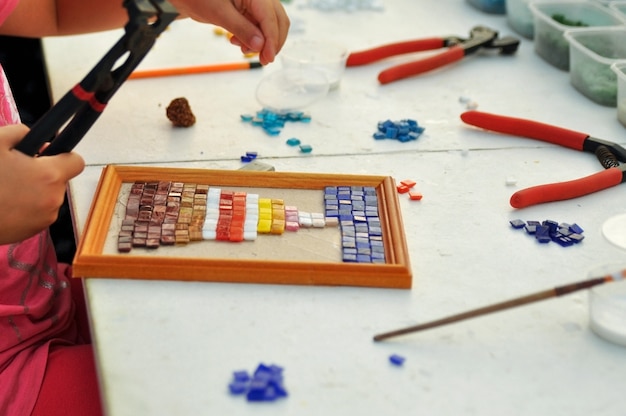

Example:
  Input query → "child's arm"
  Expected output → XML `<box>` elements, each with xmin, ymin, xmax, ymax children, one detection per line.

<box><xmin>0</xmin><ymin>124</ymin><xmax>85</xmax><ymax>245</ymax></box>
<box><xmin>0</xmin><ymin>0</ymin><xmax>289</xmax><ymax>65</ymax></box>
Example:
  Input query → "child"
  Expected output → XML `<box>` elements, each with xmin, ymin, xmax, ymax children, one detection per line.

<box><xmin>0</xmin><ymin>1</ymin><xmax>289</xmax><ymax>414</ymax></box>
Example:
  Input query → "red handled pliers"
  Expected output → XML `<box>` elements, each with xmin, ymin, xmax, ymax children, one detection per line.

<box><xmin>14</xmin><ymin>0</ymin><xmax>178</xmax><ymax>156</ymax></box>
<box><xmin>346</xmin><ymin>26</ymin><xmax>519</xmax><ymax>85</ymax></box>
<box><xmin>461</xmin><ymin>111</ymin><xmax>626</xmax><ymax>208</ymax></box>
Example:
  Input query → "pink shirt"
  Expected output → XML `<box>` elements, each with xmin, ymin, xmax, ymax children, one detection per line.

<box><xmin>0</xmin><ymin>0</ymin><xmax>19</xmax><ymax>126</ymax></box>
<box><xmin>0</xmin><ymin>1</ymin><xmax>81</xmax><ymax>414</ymax></box>
<box><xmin>0</xmin><ymin>0</ymin><xmax>17</xmax><ymax>26</ymax></box>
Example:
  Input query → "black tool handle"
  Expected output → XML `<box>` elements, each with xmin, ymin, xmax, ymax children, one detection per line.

<box><xmin>13</xmin><ymin>89</ymin><xmax>85</xmax><ymax>156</ymax></box>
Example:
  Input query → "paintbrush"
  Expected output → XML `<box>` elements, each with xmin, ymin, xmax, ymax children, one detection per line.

<box><xmin>374</xmin><ymin>272</ymin><xmax>625</xmax><ymax>342</ymax></box>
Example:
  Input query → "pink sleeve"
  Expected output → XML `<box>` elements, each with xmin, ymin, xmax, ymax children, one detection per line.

<box><xmin>0</xmin><ymin>0</ymin><xmax>19</xmax><ymax>26</ymax></box>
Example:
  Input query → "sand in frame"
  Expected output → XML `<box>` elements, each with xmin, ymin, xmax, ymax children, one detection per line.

<box><xmin>73</xmin><ymin>165</ymin><xmax>412</xmax><ymax>289</ymax></box>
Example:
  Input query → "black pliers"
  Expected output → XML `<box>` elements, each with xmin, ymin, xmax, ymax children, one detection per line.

<box><xmin>346</xmin><ymin>26</ymin><xmax>519</xmax><ymax>84</ymax></box>
<box><xmin>14</xmin><ymin>0</ymin><xmax>178</xmax><ymax>156</ymax></box>
<box><xmin>461</xmin><ymin>111</ymin><xmax>626</xmax><ymax>208</ymax></box>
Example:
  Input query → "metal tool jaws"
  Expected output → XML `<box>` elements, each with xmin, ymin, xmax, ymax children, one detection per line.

<box><xmin>458</xmin><ymin>26</ymin><xmax>520</xmax><ymax>56</ymax></box>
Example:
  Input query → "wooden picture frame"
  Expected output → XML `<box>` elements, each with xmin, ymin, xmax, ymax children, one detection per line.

<box><xmin>73</xmin><ymin>165</ymin><xmax>412</xmax><ymax>289</ymax></box>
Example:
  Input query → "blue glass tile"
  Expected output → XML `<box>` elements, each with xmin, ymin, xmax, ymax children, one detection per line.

<box><xmin>341</xmin><ymin>227</ymin><xmax>356</xmax><ymax>237</ymax></box>
<box><xmin>524</xmin><ymin>224</ymin><xmax>537</xmax><ymax>234</ymax></box>
<box><xmin>558</xmin><ymin>227</ymin><xmax>572</xmax><ymax>236</ymax></box>
<box><xmin>569</xmin><ymin>223</ymin><xmax>584</xmax><ymax>234</ymax></box>
<box><xmin>389</xmin><ymin>354</ymin><xmax>406</xmax><ymax>366</ymax></box>
<box><xmin>370</xmin><ymin>240</ymin><xmax>384</xmax><ymax>249</ymax></box>
<box><xmin>369</xmin><ymin>227</ymin><xmax>382</xmax><ymax>236</ymax></box>
<box><xmin>569</xmin><ymin>233</ymin><xmax>584</xmax><ymax>243</ymax></box>
<box><xmin>356</xmin><ymin>237</ymin><xmax>370</xmax><ymax>246</ymax></box>
<box><xmin>535</xmin><ymin>225</ymin><xmax>551</xmax><ymax>243</ymax></box>
<box><xmin>342</xmin><ymin>239</ymin><xmax>356</xmax><ymax>249</ymax></box>
<box><xmin>343</xmin><ymin>253</ymin><xmax>357</xmax><ymax>262</ymax></box>
<box><xmin>229</xmin><ymin>381</ymin><xmax>248</xmax><ymax>395</ymax></box>
<box><xmin>509</xmin><ymin>219</ymin><xmax>526</xmax><ymax>229</ymax></box>
<box><xmin>246</xmin><ymin>379</ymin><xmax>269</xmax><ymax>401</ymax></box>
<box><xmin>233</xmin><ymin>370</ymin><xmax>251</xmax><ymax>382</ymax></box>
<box><xmin>357</xmin><ymin>254</ymin><xmax>372</xmax><ymax>263</ymax></box>
<box><xmin>542</xmin><ymin>220</ymin><xmax>559</xmax><ymax>234</ymax></box>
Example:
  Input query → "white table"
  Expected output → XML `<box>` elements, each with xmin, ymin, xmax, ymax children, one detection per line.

<box><xmin>43</xmin><ymin>1</ymin><xmax>626</xmax><ymax>415</ymax></box>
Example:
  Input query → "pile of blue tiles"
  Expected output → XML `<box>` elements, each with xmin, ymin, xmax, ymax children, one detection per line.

<box><xmin>228</xmin><ymin>363</ymin><xmax>288</xmax><ymax>402</ymax></box>
<box><xmin>509</xmin><ymin>219</ymin><xmax>584</xmax><ymax>247</ymax></box>
<box><xmin>241</xmin><ymin>109</ymin><xmax>311</xmax><ymax>136</ymax></box>
<box><xmin>324</xmin><ymin>186</ymin><xmax>385</xmax><ymax>263</ymax></box>
<box><xmin>373</xmin><ymin>119</ymin><xmax>425</xmax><ymax>142</ymax></box>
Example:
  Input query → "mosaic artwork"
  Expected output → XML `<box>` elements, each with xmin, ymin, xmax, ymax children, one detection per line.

<box><xmin>118</xmin><ymin>181</ymin><xmax>386</xmax><ymax>264</ymax></box>
<box><xmin>73</xmin><ymin>165</ymin><xmax>411</xmax><ymax>287</ymax></box>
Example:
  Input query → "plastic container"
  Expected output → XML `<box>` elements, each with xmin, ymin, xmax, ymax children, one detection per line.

<box><xmin>506</xmin><ymin>0</ymin><xmax>572</xmax><ymax>39</ymax></box>
<box><xmin>529</xmin><ymin>1</ymin><xmax>623</xmax><ymax>70</ymax></box>
<box><xmin>280</xmin><ymin>39</ymin><xmax>348</xmax><ymax>90</ymax></box>
<box><xmin>506</xmin><ymin>0</ymin><xmax>536</xmax><ymax>38</ymax></box>
<box><xmin>610</xmin><ymin>61</ymin><xmax>626</xmax><ymax>126</ymax></box>
<box><xmin>588</xmin><ymin>263</ymin><xmax>626</xmax><ymax>347</ymax></box>
<box><xmin>255</xmin><ymin>68</ymin><xmax>329</xmax><ymax>113</ymax></box>
<box><xmin>609</xmin><ymin>1</ymin><xmax>626</xmax><ymax>23</ymax></box>
<box><xmin>467</xmin><ymin>0</ymin><xmax>506</xmax><ymax>13</ymax></box>
<box><xmin>564</xmin><ymin>27</ymin><xmax>626</xmax><ymax>106</ymax></box>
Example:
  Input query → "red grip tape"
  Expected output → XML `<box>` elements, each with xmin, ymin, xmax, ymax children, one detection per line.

<box><xmin>510</xmin><ymin>168</ymin><xmax>623</xmax><ymax>208</ymax></box>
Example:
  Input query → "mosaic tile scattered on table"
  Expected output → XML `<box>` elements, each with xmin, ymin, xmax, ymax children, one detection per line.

<box><xmin>228</xmin><ymin>363</ymin><xmax>288</xmax><ymax>402</ymax></box>
<box><xmin>509</xmin><ymin>219</ymin><xmax>584</xmax><ymax>247</ymax></box>
<box><xmin>240</xmin><ymin>108</ymin><xmax>311</xmax><ymax>136</ymax></box>
<box><xmin>373</xmin><ymin>119</ymin><xmax>425</xmax><ymax>142</ymax></box>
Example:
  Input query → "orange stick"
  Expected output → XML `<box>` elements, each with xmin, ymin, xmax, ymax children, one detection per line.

<box><xmin>128</xmin><ymin>61</ymin><xmax>262</xmax><ymax>79</ymax></box>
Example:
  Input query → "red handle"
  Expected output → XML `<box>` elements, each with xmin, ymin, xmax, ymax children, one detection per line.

<box><xmin>378</xmin><ymin>46</ymin><xmax>464</xmax><ymax>84</ymax></box>
<box><xmin>510</xmin><ymin>168</ymin><xmax>624</xmax><ymax>208</ymax></box>
<box><xmin>461</xmin><ymin>111</ymin><xmax>589</xmax><ymax>151</ymax></box>
<box><xmin>347</xmin><ymin>38</ymin><xmax>445</xmax><ymax>67</ymax></box>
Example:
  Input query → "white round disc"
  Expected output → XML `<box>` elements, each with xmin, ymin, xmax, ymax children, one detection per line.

<box><xmin>602</xmin><ymin>213</ymin><xmax>626</xmax><ymax>250</ymax></box>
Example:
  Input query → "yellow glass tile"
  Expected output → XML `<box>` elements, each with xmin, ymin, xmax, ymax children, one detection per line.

<box><xmin>257</xmin><ymin>218</ymin><xmax>272</xmax><ymax>233</ymax></box>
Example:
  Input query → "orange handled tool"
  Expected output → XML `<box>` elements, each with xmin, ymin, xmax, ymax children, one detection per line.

<box><xmin>461</xmin><ymin>110</ymin><xmax>626</xmax><ymax>208</ymax></box>
<box><xmin>347</xmin><ymin>26</ymin><xmax>519</xmax><ymax>84</ymax></box>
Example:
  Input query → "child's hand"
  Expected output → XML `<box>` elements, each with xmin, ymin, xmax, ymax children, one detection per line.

<box><xmin>171</xmin><ymin>0</ymin><xmax>290</xmax><ymax>65</ymax></box>
<box><xmin>0</xmin><ymin>124</ymin><xmax>85</xmax><ymax>245</ymax></box>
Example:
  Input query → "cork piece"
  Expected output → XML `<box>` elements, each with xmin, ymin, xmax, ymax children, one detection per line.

<box><xmin>166</xmin><ymin>97</ymin><xmax>196</xmax><ymax>127</ymax></box>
